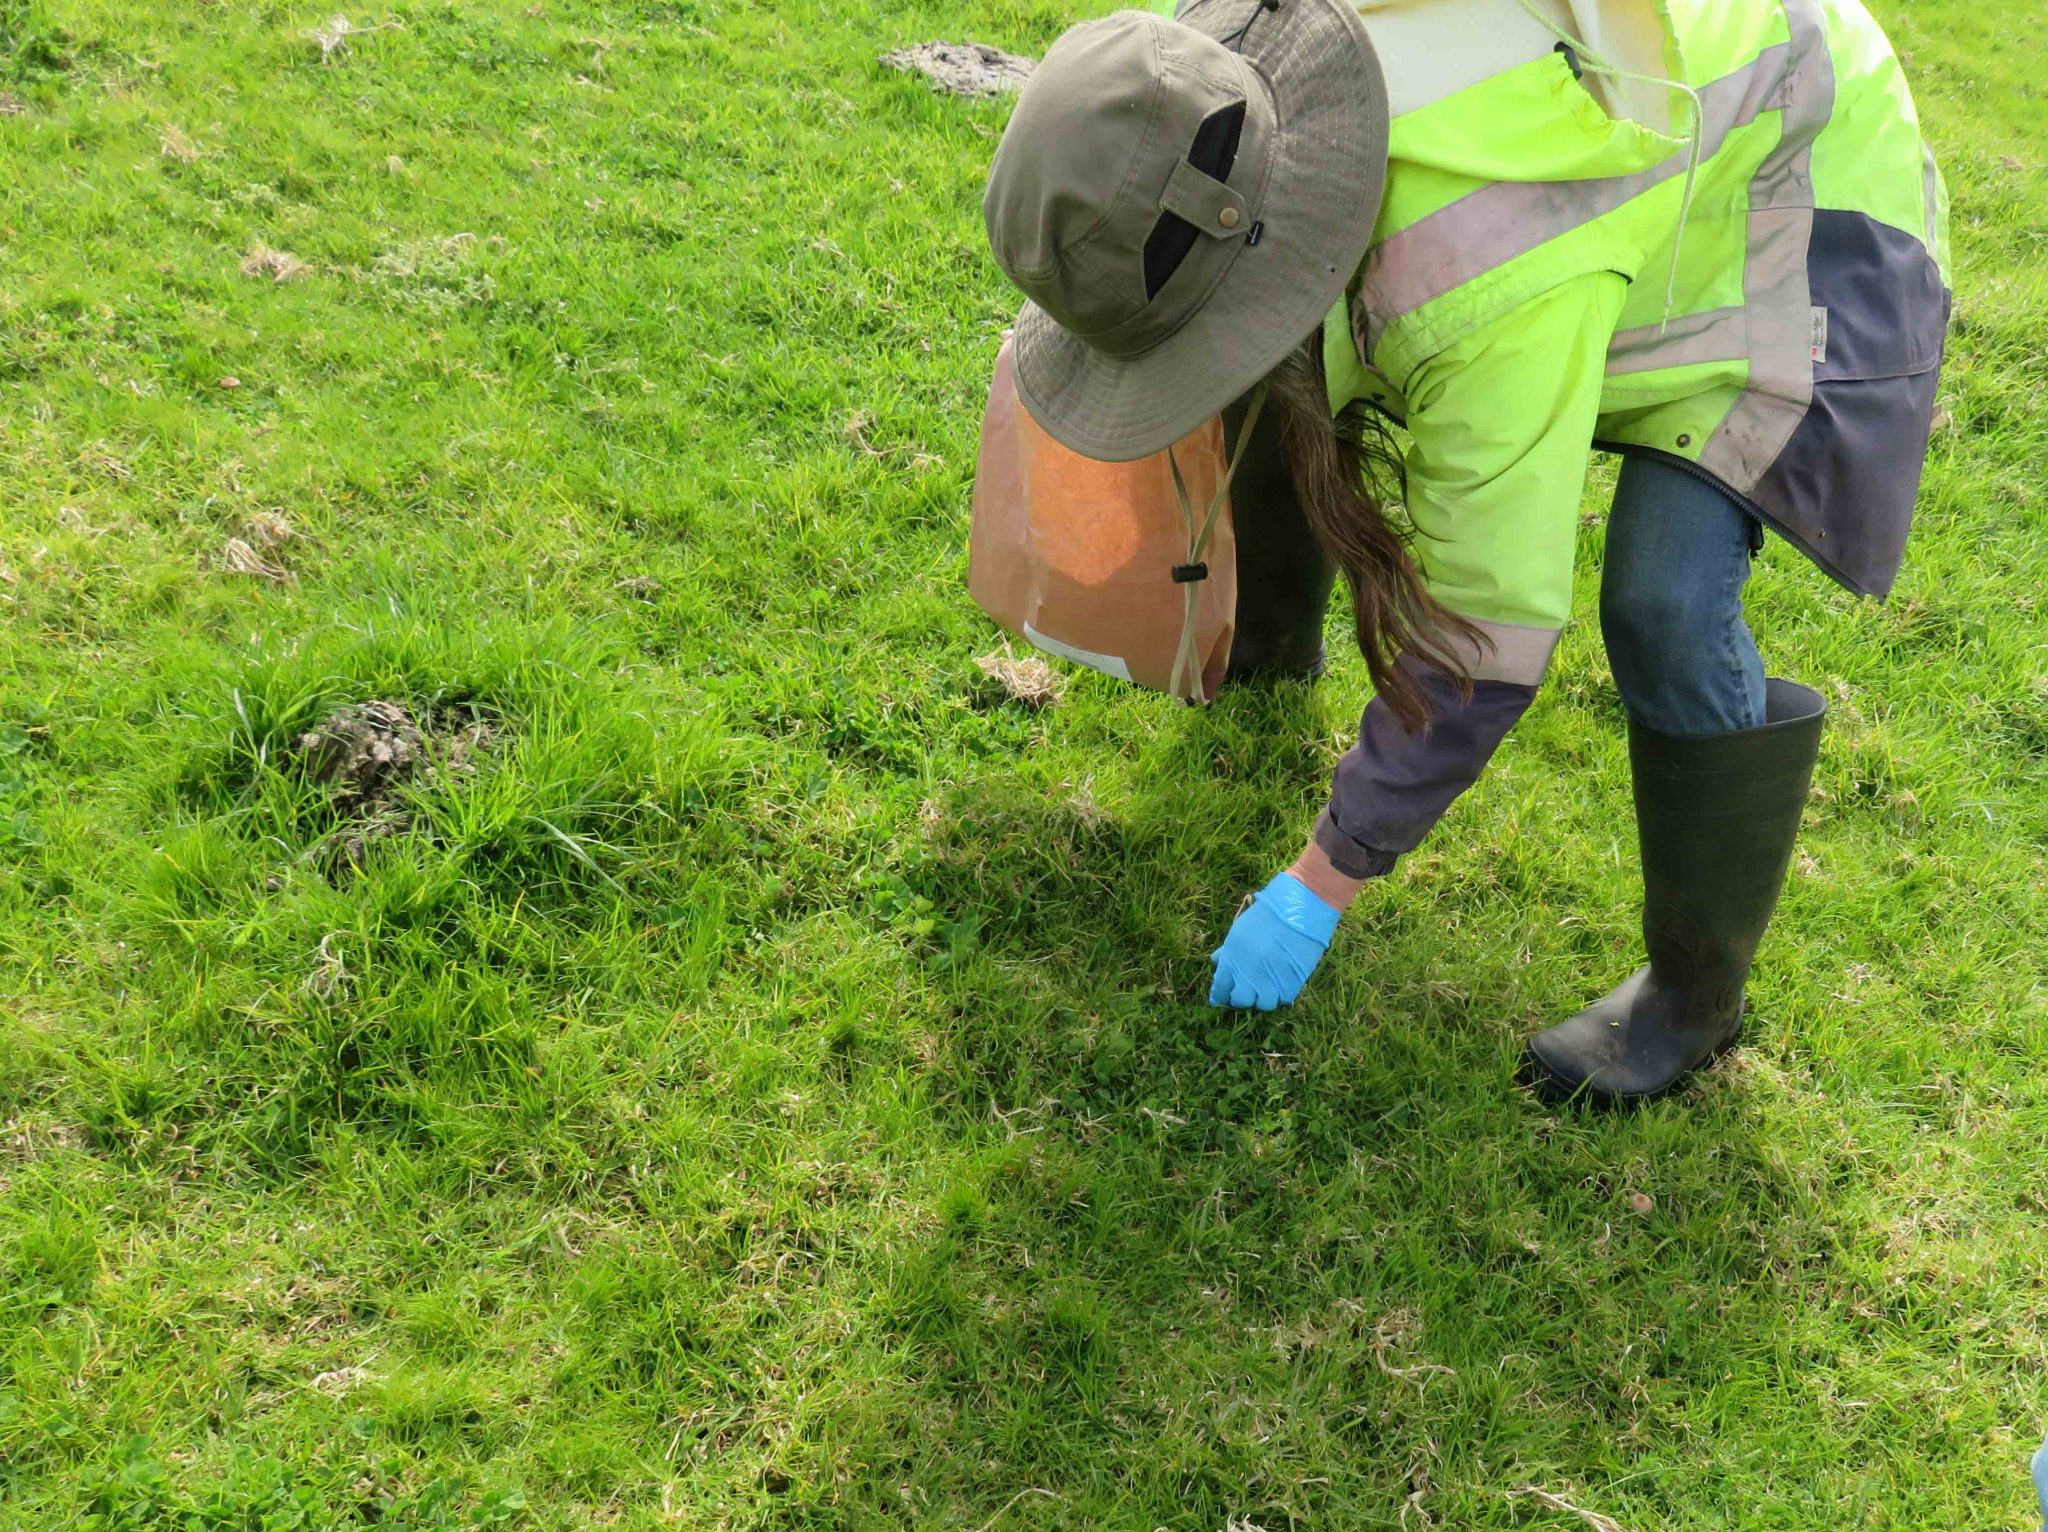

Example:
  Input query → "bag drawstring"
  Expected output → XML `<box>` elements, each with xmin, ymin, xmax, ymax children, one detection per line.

<box><xmin>1513</xmin><ymin>0</ymin><xmax>1705</xmax><ymax>331</ymax></box>
<box><xmin>1165</xmin><ymin>383</ymin><xmax>1268</xmax><ymax>703</ymax></box>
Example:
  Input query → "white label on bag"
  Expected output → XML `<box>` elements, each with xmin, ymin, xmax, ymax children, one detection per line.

<box><xmin>1023</xmin><ymin>622</ymin><xmax>1135</xmax><ymax>684</ymax></box>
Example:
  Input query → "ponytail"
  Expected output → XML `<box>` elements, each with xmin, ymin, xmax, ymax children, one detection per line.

<box><xmin>1262</xmin><ymin>340</ymin><xmax>1480</xmax><ymax>729</ymax></box>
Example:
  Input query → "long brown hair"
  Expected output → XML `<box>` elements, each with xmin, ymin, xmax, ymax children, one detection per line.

<box><xmin>1262</xmin><ymin>339</ymin><xmax>1479</xmax><ymax>729</ymax></box>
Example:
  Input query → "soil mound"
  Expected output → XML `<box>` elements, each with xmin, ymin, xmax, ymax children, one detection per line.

<box><xmin>291</xmin><ymin>700</ymin><xmax>494</xmax><ymax>871</ymax></box>
<box><xmin>882</xmin><ymin>42</ymin><xmax>1034</xmax><ymax>100</ymax></box>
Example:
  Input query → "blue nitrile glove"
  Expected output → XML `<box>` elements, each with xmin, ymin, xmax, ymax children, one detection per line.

<box><xmin>1208</xmin><ymin>871</ymin><xmax>1341</xmax><ymax>1011</ymax></box>
<box><xmin>2032</xmin><ymin>1430</ymin><xmax>2048</xmax><ymax>1532</ymax></box>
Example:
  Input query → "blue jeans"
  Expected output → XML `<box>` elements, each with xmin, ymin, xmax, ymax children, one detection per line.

<box><xmin>1600</xmin><ymin>453</ymin><xmax>1768</xmax><ymax>737</ymax></box>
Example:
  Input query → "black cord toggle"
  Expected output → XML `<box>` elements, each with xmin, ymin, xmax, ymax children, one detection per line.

<box><xmin>1172</xmin><ymin>562</ymin><xmax>1209</xmax><ymax>584</ymax></box>
<box><xmin>1222</xmin><ymin>0</ymin><xmax>1280</xmax><ymax>53</ymax></box>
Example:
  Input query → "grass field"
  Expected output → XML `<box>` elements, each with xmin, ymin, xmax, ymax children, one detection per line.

<box><xmin>1</xmin><ymin>0</ymin><xmax>2045</xmax><ymax>1526</ymax></box>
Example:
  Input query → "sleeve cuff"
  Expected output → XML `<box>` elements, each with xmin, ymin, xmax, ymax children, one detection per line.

<box><xmin>1314</xmin><ymin>809</ymin><xmax>1401</xmax><ymax>882</ymax></box>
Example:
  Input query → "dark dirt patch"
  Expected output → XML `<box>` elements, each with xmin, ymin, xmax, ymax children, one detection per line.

<box><xmin>297</xmin><ymin>700</ymin><xmax>428</xmax><ymax>807</ymax></box>
<box><xmin>880</xmin><ymin>42</ymin><xmax>1034</xmax><ymax>100</ymax></box>
<box><xmin>292</xmin><ymin>700</ymin><xmax>496</xmax><ymax>872</ymax></box>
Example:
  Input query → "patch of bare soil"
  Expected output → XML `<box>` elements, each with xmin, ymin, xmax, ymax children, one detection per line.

<box><xmin>881</xmin><ymin>42</ymin><xmax>1034</xmax><ymax>100</ymax></box>
<box><xmin>292</xmin><ymin>700</ymin><xmax>496</xmax><ymax>872</ymax></box>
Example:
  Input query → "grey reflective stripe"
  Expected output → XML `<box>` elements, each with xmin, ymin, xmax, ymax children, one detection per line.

<box><xmin>1424</xmin><ymin>617</ymin><xmax>1560</xmax><ymax>685</ymax></box>
<box><xmin>1699</xmin><ymin>0</ymin><xmax>1834</xmax><ymax>495</ymax></box>
<box><xmin>1356</xmin><ymin>40</ymin><xmax>1792</xmax><ymax>348</ymax></box>
<box><xmin>1696</xmin><ymin>209</ymin><xmax>1812</xmax><ymax>487</ymax></box>
<box><xmin>1606</xmin><ymin>304</ymin><xmax>1746</xmax><ymax>376</ymax></box>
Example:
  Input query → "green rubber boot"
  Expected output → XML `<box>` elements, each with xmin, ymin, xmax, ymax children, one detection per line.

<box><xmin>1524</xmin><ymin>678</ymin><xmax>1827</xmax><ymax>1105</ymax></box>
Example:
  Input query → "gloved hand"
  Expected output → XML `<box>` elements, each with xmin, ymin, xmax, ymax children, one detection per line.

<box><xmin>1208</xmin><ymin>870</ymin><xmax>1340</xmax><ymax>1011</ymax></box>
<box><xmin>2032</xmin><ymin>1430</ymin><xmax>2048</xmax><ymax>1532</ymax></box>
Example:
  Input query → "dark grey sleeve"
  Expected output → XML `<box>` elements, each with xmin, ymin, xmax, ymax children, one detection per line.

<box><xmin>1313</xmin><ymin>653</ymin><xmax>1538</xmax><ymax>879</ymax></box>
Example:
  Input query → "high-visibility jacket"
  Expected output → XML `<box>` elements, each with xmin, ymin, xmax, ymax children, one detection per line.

<box><xmin>1292</xmin><ymin>0</ymin><xmax>1951</xmax><ymax>877</ymax></box>
<box><xmin>1329</xmin><ymin>0</ymin><xmax>1949</xmax><ymax>673</ymax></box>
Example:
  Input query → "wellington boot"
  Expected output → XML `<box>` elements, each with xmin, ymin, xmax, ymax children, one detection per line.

<box><xmin>1221</xmin><ymin>390</ymin><xmax>1335</xmax><ymax>683</ymax></box>
<box><xmin>1524</xmin><ymin>678</ymin><xmax>1827</xmax><ymax>1105</ymax></box>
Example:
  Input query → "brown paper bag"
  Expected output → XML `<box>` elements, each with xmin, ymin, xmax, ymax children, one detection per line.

<box><xmin>968</xmin><ymin>339</ymin><xmax>1237</xmax><ymax>703</ymax></box>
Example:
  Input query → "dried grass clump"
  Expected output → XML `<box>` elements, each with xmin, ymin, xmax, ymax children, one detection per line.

<box><xmin>240</xmin><ymin>244</ymin><xmax>309</xmax><ymax>283</ymax></box>
<box><xmin>159</xmin><ymin>124</ymin><xmax>203</xmax><ymax>163</ymax></box>
<box><xmin>244</xmin><ymin>511</ymin><xmax>295</xmax><ymax>549</ymax></box>
<box><xmin>219</xmin><ymin>537</ymin><xmax>290</xmax><ymax>581</ymax></box>
<box><xmin>309</xmin><ymin>15</ymin><xmax>400</xmax><ymax>63</ymax></box>
<box><xmin>975</xmin><ymin>649</ymin><xmax>1064</xmax><ymax>709</ymax></box>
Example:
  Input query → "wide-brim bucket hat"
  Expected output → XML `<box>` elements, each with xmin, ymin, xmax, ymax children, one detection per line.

<box><xmin>983</xmin><ymin>0</ymin><xmax>1389</xmax><ymax>463</ymax></box>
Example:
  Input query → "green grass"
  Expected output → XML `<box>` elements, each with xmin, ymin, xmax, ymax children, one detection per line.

<box><xmin>0</xmin><ymin>0</ymin><xmax>2044</xmax><ymax>1526</ymax></box>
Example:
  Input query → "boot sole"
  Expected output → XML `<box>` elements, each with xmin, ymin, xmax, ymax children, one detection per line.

<box><xmin>1517</xmin><ymin>1020</ymin><xmax>1745</xmax><ymax>1110</ymax></box>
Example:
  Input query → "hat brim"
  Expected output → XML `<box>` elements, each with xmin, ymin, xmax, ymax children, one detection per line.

<box><xmin>1008</xmin><ymin>0</ymin><xmax>1389</xmax><ymax>463</ymax></box>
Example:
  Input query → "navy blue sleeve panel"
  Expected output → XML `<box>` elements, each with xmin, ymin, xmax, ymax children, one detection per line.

<box><xmin>1312</xmin><ymin>653</ymin><xmax>1537</xmax><ymax>879</ymax></box>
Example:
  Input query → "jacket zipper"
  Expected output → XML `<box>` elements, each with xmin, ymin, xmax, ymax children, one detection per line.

<box><xmin>1594</xmin><ymin>438</ymin><xmax>1773</xmax><ymax>554</ymax></box>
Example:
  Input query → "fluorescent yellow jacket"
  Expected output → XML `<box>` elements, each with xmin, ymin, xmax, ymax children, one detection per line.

<box><xmin>1324</xmin><ymin>0</ymin><xmax>1950</xmax><ymax>684</ymax></box>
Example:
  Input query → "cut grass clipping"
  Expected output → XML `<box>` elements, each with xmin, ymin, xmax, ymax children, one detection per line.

<box><xmin>1</xmin><ymin>0</ymin><xmax>2045</xmax><ymax>1528</ymax></box>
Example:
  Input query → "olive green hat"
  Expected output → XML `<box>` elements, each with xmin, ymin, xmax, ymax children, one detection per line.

<box><xmin>983</xmin><ymin>0</ymin><xmax>1389</xmax><ymax>462</ymax></box>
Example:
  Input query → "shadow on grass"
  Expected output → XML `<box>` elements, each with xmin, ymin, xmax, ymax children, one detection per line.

<box><xmin>844</xmin><ymin>683</ymin><xmax>1853</xmax><ymax>1529</ymax></box>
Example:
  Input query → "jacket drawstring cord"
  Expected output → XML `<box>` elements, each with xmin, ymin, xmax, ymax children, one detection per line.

<box><xmin>1511</xmin><ymin>0</ymin><xmax>1705</xmax><ymax>330</ymax></box>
